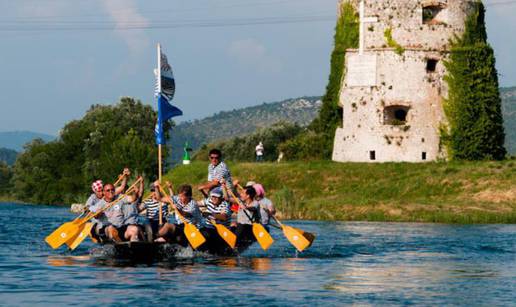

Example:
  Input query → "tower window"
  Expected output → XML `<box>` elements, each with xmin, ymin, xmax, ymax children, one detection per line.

<box><xmin>370</xmin><ymin>151</ymin><xmax>376</xmax><ymax>161</ymax></box>
<box><xmin>384</xmin><ymin>105</ymin><xmax>410</xmax><ymax>125</ymax></box>
<box><xmin>426</xmin><ymin>59</ymin><xmax>438</xmax><ymax>72</ymax></box>
<box><xmin>422</xmin><ymin>152</ymin><xmax>427</xmax><ymax>160</ymax></box>
<box><xmin>422</xmin><ymin>4</ymin><xmax>446</xmax><ymax>25</ymax></box>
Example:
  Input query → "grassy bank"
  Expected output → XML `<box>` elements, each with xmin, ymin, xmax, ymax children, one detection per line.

<box><xmin>164</xmin><ymin>160</ymin><xmax>516</xmax><ymax>224</ymax></box>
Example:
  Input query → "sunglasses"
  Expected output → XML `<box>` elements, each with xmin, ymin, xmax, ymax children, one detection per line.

<box><xmin>209</xmin><ymin>156</ymin><xmax>220</xmax><ymax>160</ymax></box>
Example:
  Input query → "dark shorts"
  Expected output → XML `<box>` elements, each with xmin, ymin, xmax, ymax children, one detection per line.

<box><xmin>149</xmin><ymin>219</ymin><xmax>168</xmax><ymax>235</ymax></box>
<box><xmin>115</xmin><ymin>225</ymin><xmax>128</xmax><ymax>236</ymax></box>
<box><xmin>234</xmin><ymin>224</ymin><xmax>256</xmax><ymax>252</ymax></box>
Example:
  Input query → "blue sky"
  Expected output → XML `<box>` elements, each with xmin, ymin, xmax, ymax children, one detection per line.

<box><xmin>0</xmin><ymin>0</ymin><xmax>514</xmax><ymax>135</ymax></box>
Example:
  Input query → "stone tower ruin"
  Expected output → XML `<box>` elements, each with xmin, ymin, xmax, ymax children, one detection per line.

<box><xmin>332</xmin><ymin>0</ymin><xmax>477</xmax><ymax>162</ymax></box>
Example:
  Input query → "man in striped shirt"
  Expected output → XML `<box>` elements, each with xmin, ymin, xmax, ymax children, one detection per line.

<box><xmin>198</xmin><ymin>187</ymin><xmax>231</xmax><ymax>227</ymax></box>
<box><xmin>139</xmin><ymin>181</ymin><xmax>174</xmax><ymax>242</ymax></box>
<box><xmin>163</xmin><ymin>184</ymin><xmax>209</xmax><ymax>247</ymax></box>
<box><xmin>198</xmin><ymin>148</ymin><xmax>234</xmax><ymax>195</ymax></box>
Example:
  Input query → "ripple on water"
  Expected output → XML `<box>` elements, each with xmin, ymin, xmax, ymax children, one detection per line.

<box><xmin>0</xmin><ymin>203</ymin><xmax>515</xmax><ymax>306</ymax></box>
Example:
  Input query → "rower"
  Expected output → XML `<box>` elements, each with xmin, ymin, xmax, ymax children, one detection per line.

<box><xmin>164</xmin><ymin>184</ymin><xmax>209</xmax><ymax>246</ymax></box>
<box><xmin>253</xmin><ymin>183</ymin><xmax>276</xmax><ymax>232</ymax></box>
<box><xmin>199</xmin><ymin>187</ymin><xmax>231</xmax><ymax>228</ymax></box>
<box><xmin>119</xmin><ymin>177</ymin><xmax>144</xmax><ymax>242</ymax></box>
<box><xmin>234</xmin><ymin>186</ymin><xmax>260</xmax><ymax>251</ymax></box>
<box><xmin>86</xmin><ymin>168</ymin><xmax>130</xmax><ymax>240</ymax></box>
<box><xmin>139</xmin><ymin>181</ymin><xmax>174</xmax><ymax>242</ymax></box>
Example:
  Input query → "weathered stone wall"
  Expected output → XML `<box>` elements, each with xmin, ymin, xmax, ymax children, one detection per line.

<box><xmin>333</xmin><ymin>0</ymin><xmax>476</xmax><ymax>163</ymax></box>
<box><xmin>334</xmin><ymin>50</ymin><xmax>448</xmax><ymax>162</ymax></box>
<box><xmin>350</xmin><ymin>0</ymin><xmax>476</xmax><ymax>50</ymax></box>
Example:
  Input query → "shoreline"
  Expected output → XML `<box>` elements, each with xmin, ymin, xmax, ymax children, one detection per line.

<box><xmin>3</xmin><ymin>160</ymin><xmax>515</xmax><ymax>224</ymax></box>
<box><xmin>1</xmin><ymin>201</ymin><xmax>514</xmax><ymax>224</ymax></box>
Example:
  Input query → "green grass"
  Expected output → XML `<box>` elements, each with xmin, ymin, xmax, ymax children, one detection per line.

<box><xmin>164</xmin><ymin>160</ymin><xmax>516</xmax><ymax>224</ymax></box>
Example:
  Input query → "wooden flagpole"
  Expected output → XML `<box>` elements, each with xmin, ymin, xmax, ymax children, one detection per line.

<box><xmin>157</xmin><ymin>43</ymin><xmax>163</xmax><ymax>225</ymax></box>
<box><xmin>157</xmin><ymin>43</ymin><xmax>162</xmax><ymax>183</ymax></box>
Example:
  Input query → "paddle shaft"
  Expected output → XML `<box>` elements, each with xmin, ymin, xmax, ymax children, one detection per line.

<box><xmin>226</xmin><ymin>189</ymin><xmax>256</xmax><ymax>223</ymax></box>
<box><xmin>156</xmin><ymin>185</ymin><xmax>188</xmax><ymax>225</ymax></box>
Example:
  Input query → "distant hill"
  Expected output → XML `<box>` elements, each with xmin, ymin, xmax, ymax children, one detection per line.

<box><xmin>0</xmin><ymin>131</ymin><xmax>55</xmax><ymax>152</ymax></box>
<box><xmin>169</xmin><ymin>97</ymin><xmax>321</xmax><ymax>161</ymax></box>
<box><xmin>0</xmin><ymin>148</ymin><xmax>17</xmax><ymax>165</ymax></box>
<box><xmin>501</xmin><ymin>87</ymin><xmax>516</xmax><ymax>155</ymax></box>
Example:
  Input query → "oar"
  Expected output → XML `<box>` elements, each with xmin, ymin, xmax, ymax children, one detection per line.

<box><xmin>66</xmin><ymin>178</ymin><xmax>143</xmax><ymax>250</ymax></box>
<box><xmin>210</xmin><ymin>220</ymin><xmax>237</xmax><ymax>249</ymax></box>
<box><xmin>227</xmin><ymin>189</ymin><xmax>274</xmax><ymax>251</ymax></box>
<box><xmin>64</xmin><ymin>172</ymin><xmax>129</xmax><ymax>249</ymax></box>
<box><xmin>64</xmin><ymin>212</ymin><xmax>90</xmax><ymax>248</ymax></box>
<box><xmin>157</xmin><ymin>185</ymin><xmax>206</xmax><ymax>250</ymax></box>
<box><xmin>271</xmin><ymin>216</ymin><xmax>315</xmax><ymax>252</ymax></box>
<box><xmin>66</xmin><ymin>222</ymin><xmax>94</xmax><ymax>250</ymax></box>
<box><xmin>64</xmin><ymin>173</ymin><xmax>126</xmax><ymax>248</ymax></box>
<box><xmin>45</xmin><ymin>178</ymin><xmax>142</xmax><ymax>249</ymax></box>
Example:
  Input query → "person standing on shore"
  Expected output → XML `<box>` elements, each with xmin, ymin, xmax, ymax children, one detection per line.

<box><xmin>255</xmin><ymin>142</ymin><xmax>264</xmax><ymax>162</ymax></box>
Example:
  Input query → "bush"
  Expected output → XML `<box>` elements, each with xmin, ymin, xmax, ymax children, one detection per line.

<box><xmin>193</xmin><ymin>121</ymin><xmax>303</xmax><ymax>162</ymax></box>
<box><xmin>305</xmin><ymin>1</ymin><xmax>359</xmax><ymax>159</ymax></box>
<box><xmin>442</xmin><ymin>2</ymin><xmax>506</xmax><ymax>160</ymax></box>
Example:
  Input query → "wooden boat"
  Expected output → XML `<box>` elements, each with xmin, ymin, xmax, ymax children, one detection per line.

<box><xmin>97</xmin><ymin>228</ymin><xmax>256</xmax><ymax>261</ymax></box>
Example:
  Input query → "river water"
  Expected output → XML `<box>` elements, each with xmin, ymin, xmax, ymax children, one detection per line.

<box><xmin>0</xmin><ymin>203</ymin><xmax>514</xmax><ymax>306</ymax></box>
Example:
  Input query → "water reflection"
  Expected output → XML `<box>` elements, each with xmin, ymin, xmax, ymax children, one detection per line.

<box><xmin>47</xmin><ymin>255</ymin><xmax>91</xmax><ymax>267</ymax></box>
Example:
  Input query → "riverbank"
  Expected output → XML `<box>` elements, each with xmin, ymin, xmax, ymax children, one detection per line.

<box><xmin>164</xmin><ymin>160</ymin><xmax>516</xmax><ymax>224</ymax></box>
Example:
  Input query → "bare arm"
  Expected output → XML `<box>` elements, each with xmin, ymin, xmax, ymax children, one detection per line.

<box><xmin>115</xmin><ymin>168</ymin><xmax>131</xmax><ymax>195</ymax></box>
<box><xmin>137</xmin><ymin>176</ymin><xmax>144</xmax><ymax>199</ymax></box>
<box><xmin>198</xmin><ymin>179</ymin><xmax>220</xmax><ymax>193</ymax></box>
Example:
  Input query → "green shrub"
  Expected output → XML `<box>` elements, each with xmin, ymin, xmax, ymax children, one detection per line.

<box><xmin>442</xmin><ymin>2</ymin><xmax>506</xmax><ymax>160</ymax></box>
<box><xmin>306</xmin><ymin>1</ymin><xmax>359</xmax><ymax>159</ymax></box>
<box><xmin>192</xmin><ymin>121</ymin><xmax>303</xmax><ymax>162</ymax></box>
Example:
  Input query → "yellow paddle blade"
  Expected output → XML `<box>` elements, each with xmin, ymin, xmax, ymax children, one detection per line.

<box><xmin>214</xmin><ymin>223</ymin><xmax>237</xmax><ymax>249</ymax></box>
<box><xmin>183</xmin><ymin>223</ymin><xmax>206</xmax><ymax>249</ymax></box>
<box><xmin>252</xmin><ymin>223</ymin><xmax>274</xmax><ymax>251</ymax></box>
<box><xmin>66</xmin><ymin>223</ymin><xmax>94</xmax><ymax>251</ymax></box>
<box><xmin>295</xmin><ymin>227</ymin><xmax>316</xmax><ymax>248</ymax></box>
<box><xmin>283</xmin><ymin>225</ymin><xmax>311</xmax><ymax>252</ymax></box>
<box><xmin>45</xmin><ymin>222</ymin><xmax>80</xmax><ymax>249</ymax></box>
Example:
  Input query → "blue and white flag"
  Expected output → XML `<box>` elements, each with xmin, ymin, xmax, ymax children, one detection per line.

<box><xmin>155</xmin><ymin>94</ymin><xmax>182</xmax><ymax>145</ymax></box>
<box><xmin>154</xmin><ymin>44</ymin><xmax>182</xmax><ymax>145</ymax></box>
<box><xmin>154</xmin><ymin>45</ymin><xmax>175</xmax><ymax>101</ymax></box>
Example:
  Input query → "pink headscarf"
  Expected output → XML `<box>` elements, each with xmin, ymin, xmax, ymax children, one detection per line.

<box><xmin>253</xmin><ymin>183</ymin><xmax>265</xmax><ymax>197</ymax></box>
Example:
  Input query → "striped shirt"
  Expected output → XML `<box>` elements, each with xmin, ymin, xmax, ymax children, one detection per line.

<box><xmin>201</xmin><ymin>198</ymin><xmax>231</xmax><ymax>227</ymax></box>
<box><xmin>142</xmin><ymin>198</ymin><xmax>169</xmax><ymax>222</ymax></box>
<box><xmin>171</xmin><ymin>196</ymin><xmax>207</xmax><ymax>228</ymax></box>
<box><xmin>208</xmin><ymin>161</ymin><xmax>234</xmax><ymax>190</ymax></box>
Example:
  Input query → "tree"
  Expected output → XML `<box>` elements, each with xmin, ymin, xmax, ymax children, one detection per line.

<box><xmin>0</xmin><ymin>161</ymin><xmax>13</xmax><ymax>194</ymax></box>
<box><xmin>12</xmin><ymin>97</ymin><xmax>170</xmax><ymax>204</ymax></box>
<box><xmin>442</xmin><ymin>2</ymin><xmax>506</xmax><ymax>160</ymax></box>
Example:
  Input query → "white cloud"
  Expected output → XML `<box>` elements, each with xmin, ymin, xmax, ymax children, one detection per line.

<box><xmin>99</xmin><ymin>0</ymin><xmax>149</xmax><ymax>56</ymax></box>
<box><xmin>227</xmin><ymin>38</ymin><xmax>283</xmax><ymax>73</ymax></box>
